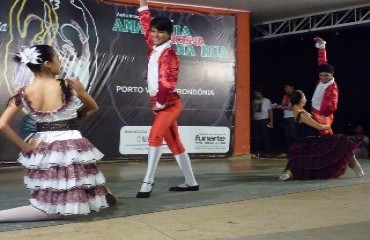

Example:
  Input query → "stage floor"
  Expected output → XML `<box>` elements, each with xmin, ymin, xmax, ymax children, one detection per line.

<box><xmin>1</xmin><ymin>156</ymin><xmax>370</xmax><ymax>239</ymax></box>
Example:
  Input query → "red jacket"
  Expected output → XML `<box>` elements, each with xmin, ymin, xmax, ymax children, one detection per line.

<box><xmin>139</xmin><ymin>9</ymin><xmax>179</xmax><ymax>105</ymax></box>
<box><xmin>316</xmin><ymin>48</ymin><xmax>339</xmax><ymax>117</ymax></box>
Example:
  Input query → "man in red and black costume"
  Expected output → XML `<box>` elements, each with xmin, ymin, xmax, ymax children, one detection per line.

<box><xmin>136</xmin><ymin>0</ymin><xmax>199</xmax><ymax>198</ymax></box>
<box><xmin>311</xmin><ymin>37</ymin><xmax>339</xmax><ymax>135</ymax></box>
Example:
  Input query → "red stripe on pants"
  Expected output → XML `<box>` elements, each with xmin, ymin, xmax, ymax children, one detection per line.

<box><xmin>311</xmin><ymin>109</ymin><xmax>334</xmax><ymax>135</ymax></box>
<box><xmin>149</xmin><ymin>95</ymin><xmax>185</xmax><ymax>155</ymax></box>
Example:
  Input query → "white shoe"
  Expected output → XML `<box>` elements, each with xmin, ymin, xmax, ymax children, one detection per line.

<box><xmin>174</xmin><ymin>152</ymin><xmax>198</xmax><ymax>186</ymax></box>
<box><xmin>277</xmin><ymin>153</ymin><xmax>288</xmax><ymax>158</ymax></box>
<box><xmin>353</xmin><ymin>163</ymin><xmax>365</xmax><ymax>177</ymax></box>
<box><xmin>279</xmin><ymin>170</ymin><xmax>293</xmax><ymax>181</ymax></box>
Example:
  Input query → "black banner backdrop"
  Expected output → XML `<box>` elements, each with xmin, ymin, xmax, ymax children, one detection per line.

<box><xmin>0</xmin><ymin>0</ymin><xmax>236</xmax><ymax>161</ymax></box>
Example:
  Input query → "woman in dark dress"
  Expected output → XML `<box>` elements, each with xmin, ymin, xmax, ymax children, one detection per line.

<box><xmin>279</xmin><ymin>90</ymin><xmax>364</xmax><ymax>180</ymax></box>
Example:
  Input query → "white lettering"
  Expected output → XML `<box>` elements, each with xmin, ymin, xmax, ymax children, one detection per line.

<box><xmin>116</xmin><ymin>12</ymin><xmax>138</xmax><ymax>19</ymax></box>
<box><xmin>177</xmin><ymin>88</ymin><xmax>215</xmax><ymax>96</ymax></box>
<box><xmin>116</xmin><ymin>86</ymin><xmax>144</xmax><ymax>93</ymax></box>
<box><xmin>116</xmin><ymin>86</ymin><xmax>216</xmax><ymax>96</ymax></box>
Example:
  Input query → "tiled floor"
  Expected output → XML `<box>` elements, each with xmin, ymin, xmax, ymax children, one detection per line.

<box><xmin>1</xmin><ymin>156</ymin><xmax>369</xmax><ymax>239</ymax></box>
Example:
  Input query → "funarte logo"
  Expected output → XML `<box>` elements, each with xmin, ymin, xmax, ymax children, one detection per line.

<box><xmin>195</xmin><ymin>135</ymin><xmax>226</xmax><ymax>144</ymax></box>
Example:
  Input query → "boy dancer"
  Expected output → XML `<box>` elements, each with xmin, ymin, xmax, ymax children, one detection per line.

<box><xmin>136</xmin><ymin>0</ymin><xmax>199</xmax><ymax>198</ymax></box>
<box><xmin>311</xmin><ymin>37</ymin><xmax>339</xmax><ymax>135</ymax></box>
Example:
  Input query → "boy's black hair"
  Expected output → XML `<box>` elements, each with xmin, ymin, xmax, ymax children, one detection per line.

<box><xmin>150</xmin><ymin>17</ymin><xmax>173</xmax><ymax>35</ymax></box>
<box><xmin>318</xmin><ymin>64</ymin><xmax>335</xmax><ymax>74</ymax></box>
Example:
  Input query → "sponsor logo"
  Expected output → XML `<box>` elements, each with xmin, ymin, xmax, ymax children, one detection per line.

<box><xmin>195</xmin><ymin>135</ymin><xmax>226</xmax><ymax>144</ymax></box>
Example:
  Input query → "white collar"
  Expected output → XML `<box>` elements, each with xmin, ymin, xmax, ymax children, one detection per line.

<box><xmin>319</xmin><ymin>78</ymin><xmax>335</xmax><ymax>86</ymax></box>
<box><xmin>153</xmin><ymin>40</ymin><xmax>171</xmax><ymax>52</ymax></box>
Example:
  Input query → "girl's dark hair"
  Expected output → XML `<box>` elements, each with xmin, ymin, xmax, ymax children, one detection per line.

<box><xmin>290</xmin><ymin>90</ymin><xmax>305</xmax><ymax>105</ymax></box>
<box><xmin>14</xmin><ymin>45</ymin><xmax>55</xmax><ymax>72</ymax></box>
<box><xmin>150</xmin><ymin>17</ymin><xmax>173</xmax><ymax>35</ymax></box>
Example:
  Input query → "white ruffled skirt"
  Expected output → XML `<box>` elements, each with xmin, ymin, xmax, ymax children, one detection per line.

<box><xmin>18</xmin><ymin>130</ymin><xmax>109</xmax><ymax>215</ymax></box>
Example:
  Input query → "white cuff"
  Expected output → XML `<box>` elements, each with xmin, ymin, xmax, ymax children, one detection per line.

<box><xmin>138</xmin><ymin>6</ymin><xmax>149</xmax><ymax>12</ymax></box>
<box><xmin>315</xmin><ymin>41</ymin><xmax>326</xmax><ymax>49</ymax></box>
<box><xmin>156</xmin><ymin>102</ymin><xmax>165</xmax><ymax>109</ymax></box>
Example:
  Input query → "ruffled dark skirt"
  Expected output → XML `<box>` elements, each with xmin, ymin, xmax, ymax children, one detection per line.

<box><xmin>287</xmin><ymin>134</ymin><xmax>358</xmax><ymax>180</ymax></box>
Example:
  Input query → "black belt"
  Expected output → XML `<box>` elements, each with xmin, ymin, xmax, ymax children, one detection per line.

<box><xmin>36</xmin><ymin>119</ymin><xmax>78</xmax><ymax>132</ymax></box>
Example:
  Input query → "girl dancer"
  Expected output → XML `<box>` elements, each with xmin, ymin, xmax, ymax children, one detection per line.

<box><xmin>0</xmin><ymin>45</ymin><xmax>117</xmax><ymax>222</ymax></box>
<box><xmin>279</xmin><ymin>90</ymin><xmax>364</xmax><ymax>181</ymax></box>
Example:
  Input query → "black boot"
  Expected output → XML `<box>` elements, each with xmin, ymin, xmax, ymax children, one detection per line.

<box><xmin>136</xmin><ymin>182</ymin><xmax>154</xmax><ymax>198</ymax></box>
<box><xmin>169</xmin><ymin>184</ymin><xmax>199</xmax><ymax>192</ymax></box>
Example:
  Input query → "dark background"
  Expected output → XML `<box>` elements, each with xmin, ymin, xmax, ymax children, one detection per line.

<box><xmin>0</xmin><ymin>0</ymin><xmax>236</xmax><ymax>161</ymax></box>
<box><xmin>251</xmin><ymin>25</ymin><xmax>370</xmax><ymax>153</ymax></box>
